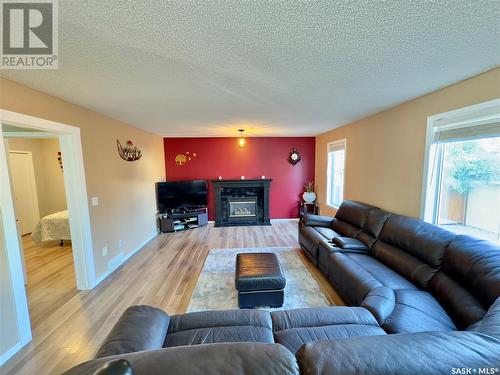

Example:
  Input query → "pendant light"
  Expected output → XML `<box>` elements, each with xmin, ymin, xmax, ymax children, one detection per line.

<box><xmin>238</xmin><ymin>129</ymin><xmax>246</xmax><ymax>148</ymax></box>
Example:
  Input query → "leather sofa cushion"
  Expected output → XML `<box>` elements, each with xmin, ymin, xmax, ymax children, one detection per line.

<box><xmin>297</xmin><ymin>331</ymin><xmax>500</xmax><ymax>375</ymax></box>
<box><xmin>328</xmin><ymin>252</ymin><xmax>384</xmax><ymax>304</ymax></box>
<box><xmin>235</xmin><ymin>253</ymin><xmax>285</xmax><ymax>292</ymax></box>
<box><xmin>429</xmin><ymin>235</ymin><xmax>500</xmax><ymax>329</ymax></box>
<box><xmin>303</xmin><ymin>214</ymin><xmax>334</xmax><ymax>228</ymax></box>
<box><xmin>355</xmin><ymin>208</ymin><xmax>391</xmax><ymax>249</ymax></box>
<box><xmin>361</xmin><ymin>286</ymin><xmax>396</xmax><ymax>324</ymax></box>
<box><xmin>343</xmin><ymin>253</ymin><xmax>418</xmax><ymax>290</ymax></box>
<box><xmin>375</xmin><ymin>214</ymin><xmax>455</xmax><ymax>268</ymax></box>
<box><xmin>332</xmin><ymin>237</ymin><xmax>368</xmax><ymax>250</ymax></box>
<box><xmin>165</xmin><ymin>309</ymin><xmax>274</xmax><ymax>347</ymax></box>
<box><xmin>313</xmin><ymin>226</ymin><xmax>339</xmax><ymax>241</ymax></box>
<box><xmin>334</xmin><ymin>200</ymin><xmax>375</xmax><ymax>229</ymax></box>
<box><xmin>274</xmin><ymin>324</ymin><xmax>385</xmax><ymax>354</ymax></box>
<box><xmin>430</xmin><ymin>272</ymin><xmax>486</xmax><ymax>329</ymax></box>
<box><xmin>440</xmin><ymin>235</ymin><xmax>500</xmax><ymax>308</ymax></box>
<box><xmin>271</xmin><ymin>306</ymin><xmax>379</xmax><ymax>331</ymax></box>
<box><xmin>382</xmin><ymin>289</ymin><xmax>456</xmax><ymax>334</ymax></box>
<box><xmin>271</xmin><ymin>306</ymin><xmax>385</xmax><ymax>354</ymax></box>
<box><xmin>65</xmin><ymin>343</ymin><xmax>300</xmax><ymax>375</ymax></box>
<box><xmin>95</xmin><ymin>305</ymin><xmax>170</xmax><ymax>359</ymax></box>
<box><xmin>469</xmin><ymin>297</ymin><xmax>500</xmax><ymax>339</ymax></box>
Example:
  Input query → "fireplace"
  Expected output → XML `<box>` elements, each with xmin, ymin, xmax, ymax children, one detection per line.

<box><xmin>229</xmin><ymin>199</ymin><xmax>257</xmax><ymax>220</ymax></box>
<box><xmin>212</xmin><ymin>179</ymin><xmax>271</xmax><ymax>227</ymax></box>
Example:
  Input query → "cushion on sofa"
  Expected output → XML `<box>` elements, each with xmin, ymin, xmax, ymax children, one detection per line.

<box><xmin>65</xmin><ymin>343</ymin><xmax>300</xmax><ymax>375</ymax></box>
<box><xmin>165</xmin><ymin>309</ymin><xmax>274</xmax><ymax>347</ymax></box>
<box><xmin>361</xmin><ymin>286</ymin><xmax>396</xmax><ymax>324</ymax></box>
<box><xmin>332</xmin><ymin>237</ymin><xmax>368</xmax><ymax>250</ymax></box>
<box><xmin>371</xmin><ymin>214</ymin><xmax>455</xmax><ymax>289</ymax></box>
<box><xmin>271</xmin><ymin>306</ymin><xmax>385</xmax><ymax>354</ymax></box>
<box><xmin>303</xmin><ymin>214</ymin><xmax>334</xmax><ymax>228</ymax></box>
<box><xmin>469</xmin><ymin>297</ymin><xmax>500</xmax><ymax>339</ymax></box>
<box><xmin>313</xmin><ymin>226</ymin><xmax>339</xmax><ymax>241</ymax></box>
<box><xmin>430</xmin><ymin>235</ymin><xmax>500</xmax><ymax>329</ymax></box>
<box><xmin>95</xmin><ymin>305</ymin><xmax>171</xmax><ymax>359</ymax></box>
<box><xmin>355</xmin><ymin>208</ymin><xmax>391</xmax><ymax>248</ymax></box>
<box><xmin>296</xmin><ymin>331</ymin><xmax>500</xmax><ymax>375</ymax></box>
<box><xmin>337</xmin><ymin>252</ymin><xmax>418</xmax><ymax>290</ymax></box>
<box><xmin>331</xmin><ymin>201</ymin><xmax>376</xmax><ymax>237</ymax></box>
<box><xmin>382</xmin><ymin>289</ymin><xmax>456</xmax><ymax>334</ymax></box>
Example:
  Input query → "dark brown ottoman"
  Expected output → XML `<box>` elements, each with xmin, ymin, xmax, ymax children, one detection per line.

<box><xmin>235</xmin><ymin>253</ymin><xmax>286</xmax><ymax>308</ymax></box>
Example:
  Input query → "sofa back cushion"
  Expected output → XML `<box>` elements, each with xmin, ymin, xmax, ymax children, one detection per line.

<box><xmin>356</xmin><ymin>209</ymin><xmax>391</xmax><ymax>248</ymax></box>
<box><xmin>331</xmin><ymin>201</ymin><xmax>377</xmax><ymax>237</ymax></box>
<box><xmin>371</xmin><ymin>214</ymin><xmax>455</xmax><ymax>289</ymax></box>
<box><xmin>430</xmin><ymin>235</ymin><xmax>500</xmax><ymax>329</ymax></box>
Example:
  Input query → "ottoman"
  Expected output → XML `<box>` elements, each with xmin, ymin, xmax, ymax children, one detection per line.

<box><xmin>235</xmin><ymin>253</ymin><xmax>286</xmax><ymax>308</ymax></box>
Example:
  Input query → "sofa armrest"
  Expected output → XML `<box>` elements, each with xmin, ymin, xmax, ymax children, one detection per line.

<box><xmin>332</xmin><ymin>237</ymin><xmax>368</xmax><ymax>251</ymax></box>
<box><xmin>303</xmin><ymin>214</ymin><xmax>334</xmax><ymax>228</ymax></box>
<box><xmin>95</xmin><ymin>306</ymin><xmax>170</xmax><ymax>359</ymax></box>
<box><xmin>297</xmin><ymin>331</ymin><xmax>500</xmax><ymax>375</ymax></box>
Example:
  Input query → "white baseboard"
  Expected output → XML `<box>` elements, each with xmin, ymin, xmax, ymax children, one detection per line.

<box><xmin>92</xmin><ymin>231</ymin><xmax>158</xmax><ymax>287</ymax></box>
<box><xmin>209</xmin><ymin>218</ymin><xmax>298</xmax><ymax>224</ymax></box>
<box><xmin>271</xmin><ymin>218</ymin><xmax>299</xmax><ymax>223</ymax></box>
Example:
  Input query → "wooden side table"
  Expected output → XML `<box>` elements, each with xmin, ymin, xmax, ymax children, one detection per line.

<box><xmin>299</xmin><ymin>202</ymin><xmax>319</xmax><ymax>221</ymax></box>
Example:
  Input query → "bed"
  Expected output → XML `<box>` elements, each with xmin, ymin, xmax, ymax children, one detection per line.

<box><xmin>31</xmin><ymin>210</ymin><xmax>71</xmax><ymax>244</ymax></box>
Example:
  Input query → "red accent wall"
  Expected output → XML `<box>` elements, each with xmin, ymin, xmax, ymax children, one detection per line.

<box><xmin>164</xmin><ymin>137</ymin><xmax>315</xmax><ymax>220</ymax></box>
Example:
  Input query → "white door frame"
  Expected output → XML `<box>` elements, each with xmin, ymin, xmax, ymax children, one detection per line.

<box><xmin>0</xmin><ymin>109</ymin><xmax>96</xmax><ymax>363</ymax></box>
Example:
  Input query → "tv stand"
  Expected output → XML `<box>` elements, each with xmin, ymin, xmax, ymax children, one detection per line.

<box><xmin>159</xmin><ymin>208</ymin><xmax>208</xmax><ymax>233</ymax></box>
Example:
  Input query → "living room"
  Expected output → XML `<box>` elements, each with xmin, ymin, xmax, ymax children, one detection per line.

<box><xmin>0</xmin><ymin>1</ymin><xmax>499</xmax><ymax>375</ymax></box>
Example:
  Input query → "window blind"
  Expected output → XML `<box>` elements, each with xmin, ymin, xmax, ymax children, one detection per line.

<box><xmin>434</xmin><ymin>121</ymin><xmax>500</xmax><ymax>143</ymax></box>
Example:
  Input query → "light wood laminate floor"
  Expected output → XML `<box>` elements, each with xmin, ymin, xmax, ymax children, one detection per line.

<box><xmin>1</xmin><ymin>221</ymin><xmax>342</xmax><ymax>375</ymax></box>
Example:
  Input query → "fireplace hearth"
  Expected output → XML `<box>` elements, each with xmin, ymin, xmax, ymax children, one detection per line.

<box><xmin>212</xmin><ymin>179</ymin><xmax>271</xmax><ymax>227</ymax></box>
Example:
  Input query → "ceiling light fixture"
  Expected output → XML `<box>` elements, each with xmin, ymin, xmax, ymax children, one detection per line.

<box><xmin>238</xmin><ymin>129</ymin><xmax>246</xmax><ymax>148</ymax></box>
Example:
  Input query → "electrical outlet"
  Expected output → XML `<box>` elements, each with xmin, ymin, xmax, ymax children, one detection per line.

<box><xmin>91</xmin><ymin>197</ymin><xmax>99</xmax><ymax>206</ymax></box>
<box><xmin>118</xmin><ymin>240</ymin><xmax>123</xmax><ymax>249</ymax></box>
<box><xmin>102</xmin><ymin>246</ymin><xmax>108</xmax><ymax>256</ymax></box>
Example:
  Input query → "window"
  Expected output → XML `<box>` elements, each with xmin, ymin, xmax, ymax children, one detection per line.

<box><xmin>423</xmin><ymin>100</ymin><xmax>500</xmax><ymax>243</ymax></box>
<box><xmin>326</xmin><ymin>139</ymin><xmax>346</xmax><ymax>208</ymax></box>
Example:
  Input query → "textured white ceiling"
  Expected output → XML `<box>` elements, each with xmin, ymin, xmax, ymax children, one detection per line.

<box><xmin>1</xmin><ymin>0</ymin><xmax>499</xmax><ymax>137</ymax></box>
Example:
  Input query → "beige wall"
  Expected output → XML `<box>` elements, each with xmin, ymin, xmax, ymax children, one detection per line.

<box><xmin>315</xmin><ymin>68</ymin><xmax>500</xmax><ymax>218</ymax></box>
<box><xmin>0</xmin><ymin>78</ymin><xmax>165</xmax><ymax>278</ymax></box>
<box><xmin>7</xmin><ymin>138</ymin><xmax>67</xmax><ymax>218</ymax></box>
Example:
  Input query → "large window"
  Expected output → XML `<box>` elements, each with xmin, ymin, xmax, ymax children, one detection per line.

<box><xmin>423</xmin><ymin>100</ymin><xmax>500</xmax><ymax>242</ymax></box>
<box><xmin>327</xmin><ymin>139</ymin><xmax>346</xmax><ymax>208</ymax></box>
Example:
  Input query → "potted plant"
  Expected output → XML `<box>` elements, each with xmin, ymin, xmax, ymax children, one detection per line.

<box><xmin>303</xmin><ymin>181</ymin><xmax>316</xmax><ymax>203</ymax></box>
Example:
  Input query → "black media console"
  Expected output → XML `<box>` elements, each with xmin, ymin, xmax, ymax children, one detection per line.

<box><xmin>159</xmin><ymin>208</ymin><xmax>208</xmax><ymax>233</ymax></box>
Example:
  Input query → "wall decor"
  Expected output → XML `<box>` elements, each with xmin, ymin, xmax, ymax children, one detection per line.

<box><xmin>117</xmin><ymin>140</ymin><xmax>142</xmax><ymax>161</ymax></box>
<box><xmin>175</xmin><ymin>151</ymin><xmax>197</xmax><ymax>166</ymax></box>
<box><xmin>57</xmin><ymin>151</ymin><xmax>63</xmax><ymax>171</ymax></box>
<box><xmin>288</xmin><ymin>148</ymin><xmax>301</xmax><ymax>165</ymax></box>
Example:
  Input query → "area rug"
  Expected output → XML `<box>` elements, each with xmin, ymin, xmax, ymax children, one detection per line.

<box><xmin>187</xmin><ymin>247</ymin><xmax>331</xmax><ymax>312</ymax></box>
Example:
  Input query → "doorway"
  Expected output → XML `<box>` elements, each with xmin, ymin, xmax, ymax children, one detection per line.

<box><xmin>8</xmin><ymin>151</ymin><xmax>40</xmax><ymax>235</ymax></box>
<box><xmin>0</xmin><ymin>109</ymin><xmax>95</xmax><ymax>366</ymax></box>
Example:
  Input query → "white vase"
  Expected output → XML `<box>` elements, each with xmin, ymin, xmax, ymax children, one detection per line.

<box><xmin>303</xmin><ymin>192</ymin><xmax>316</xmax><ymax>203</ymax></box>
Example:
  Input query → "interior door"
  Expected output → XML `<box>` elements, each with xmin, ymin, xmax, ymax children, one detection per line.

<box><xmin>8</xmin><ymin>152</ymin><xmax>40</xmax><ymax>235</ymax></box>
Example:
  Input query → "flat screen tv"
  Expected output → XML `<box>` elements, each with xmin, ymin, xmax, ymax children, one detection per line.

<box><xmin>156</xmin><ymin>180</ymin><xmax>208</xmax><ymax>212</ymax></box>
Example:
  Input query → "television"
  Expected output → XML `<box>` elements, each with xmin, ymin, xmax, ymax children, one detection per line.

<box><xmin>156</xmin><ymin>180</ymin><xmax>208</xmax><ymax>212</ymax></box>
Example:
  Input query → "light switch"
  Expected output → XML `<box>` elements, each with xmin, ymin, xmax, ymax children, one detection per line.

<box><xmin>91</xmin><ymin>197</ymin><xmax>99</xmax><ymax>206</ymax></box>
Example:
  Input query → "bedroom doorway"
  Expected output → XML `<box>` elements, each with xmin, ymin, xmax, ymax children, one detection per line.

<box><xmin>0</xmin><ymin>109</ymin><xmax>95</xmax><ymax>366</ymax></box>
<box><xmin>6</xmin><ymin>138</ymin><xmax>78</xmax><ymax>329</ymax></box>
